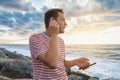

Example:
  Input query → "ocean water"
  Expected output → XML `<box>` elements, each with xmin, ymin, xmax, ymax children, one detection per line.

<box><xmin>65</xmin><ymin>44</ymin><xmax>120</xmax><ymax>80</ymax></box>
<box><xmin>0</xmin><ymin>44</ymin><xmax>30</xmax><ymax>56</ymax></box>
<box><xmin>0</xmin><ymin>44</ymin><xmax>120</xmax><ymax>80</ymax></box>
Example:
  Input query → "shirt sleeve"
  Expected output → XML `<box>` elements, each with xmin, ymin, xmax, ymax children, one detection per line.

<box><xmin>29</xmin><ymin>34</ymin><xmax>47</xmax><ymax>60</ymax></box>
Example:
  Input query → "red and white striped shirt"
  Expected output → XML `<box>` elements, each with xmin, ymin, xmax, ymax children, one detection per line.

<box><xmin>29</xmin><ymin>32</ymin><xmax>68</xmax><ymax>80</ymax></box>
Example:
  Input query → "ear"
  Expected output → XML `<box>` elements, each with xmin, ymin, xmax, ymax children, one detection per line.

<box><xmin>50</xmin><ymin>17</ymin><xmax>55</xmax><ymax>22</ymax></box>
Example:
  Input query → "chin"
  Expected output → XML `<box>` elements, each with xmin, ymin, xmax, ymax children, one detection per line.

<box><xmin>60</xmin><ymin>31</ymin><xmax>64</xmax><ymax>34</ymax></box>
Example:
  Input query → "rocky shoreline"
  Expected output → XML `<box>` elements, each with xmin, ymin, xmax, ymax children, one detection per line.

<box><xmin>0</xmin><ymin>48</ymin><xmax>103</xmax><ymax>80</ymax></box>
<box><xmin>0</xmin><ymin>48</ymin><xmax>32</xmax><ymax>80</ymax></box>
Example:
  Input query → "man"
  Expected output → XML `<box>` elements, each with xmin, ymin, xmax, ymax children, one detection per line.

<box><xmin>29</xmin><ymin>8</ymin><xmax>90</xmax><ymax>80</ymax></box>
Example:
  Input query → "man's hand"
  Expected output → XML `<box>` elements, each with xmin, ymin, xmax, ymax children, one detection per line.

<box><xmin>74</xmin><ymin>57</ymin><xmax>90</xmax><ymax>70</ymax></box>
<box><xmin>49</xmin><ymin>20</ymin><xmax>59</xmax><ymax>36</ymax></box>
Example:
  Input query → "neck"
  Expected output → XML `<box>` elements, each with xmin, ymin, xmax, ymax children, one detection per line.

<box><xmin>45</xmin><ymin>30</ymin><xmax>59</xmax><ymax>38</ymax></box>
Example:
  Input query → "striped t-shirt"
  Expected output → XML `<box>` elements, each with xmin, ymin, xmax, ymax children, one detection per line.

<box><xmin>29</xmin><ymin>32</ymin><xmax>68</xmax><ymax>80</ymax></box>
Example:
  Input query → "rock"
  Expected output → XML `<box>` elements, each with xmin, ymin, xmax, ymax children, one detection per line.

<box><xmin>2</xmin><ymin>48</ymin><xmax>30</xmax><ymax>61</ymax></box>
<box><xmin>0</xmin><ymin>48</ymin><xmax>32</xmax><ymax>79</ymax></box>
<box><xmin>67</xmin><ymin>69</ymin><xmax>92</xmax><ymax>80</ymax></box>
<box><xmin>0</xmin><ymin>76</ymin><xmax>12</xmax><ymax>80</ymax></box>
<box><xmin>1</xmin><ymin>60</ymin><xmax>32</xmax><ymax>78</ymax></box>
<box><xmin>0</xmin><ymin>50</ymin><xmax>7</xmax><ymax>58</ymax></box>
<box><xmin>88</xmin><ymin>77</ymin><xmax>99</xmax><ymax>80</ymax></box>
<box><xmin>0</xmin><ymin>48</ymin><xmax>11</xmax><ymax>55</ymax></box>
<box><xmin>0</xmin><ymin>59</ymin><xmax>32</xmax><ymax>79</ymax></box>
<box><xmin>66</xmin><ymin>69</ymin><xmax>102</xmax><ymax>80</ymax></box>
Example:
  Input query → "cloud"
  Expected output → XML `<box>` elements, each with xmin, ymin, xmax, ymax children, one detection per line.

<box><xmin>55</xmin><ymin>0</ymin><xmax>120</xmax><ymax>34</ymax></box>
<box><xmin>0</xmin><ymin>31</ymin><xmax>28</xmax><ymax>44</ymax></box>
<box><xmin>96</xmin><ymin>0</ymin><xmax>120</xmax><ymax>9</ymax></box>
<box><xmin>43</xmin><ymin>0</ymin><xmax>89</xmax><ymax>17</ymax></box>
<box><xmin>0</xmin><ymin>0</ymin><xmax>33</xmax><ymax>12</ymax></box>
<box><xmin>43</xmin><ymin>0</ymin><xmax>120</xmax><ymax>17</ymax></box>
<box><xmin>0</xmin><ymin>9</ymin><xmax>44</xmax><ymax>35</ymax></box>
<box><xmin>64</xmin><ymin>12</ymin><xmax>120</xmax><ymax>36</ymax></box>
<box><xmin>67</xmin><ymin>0</ymin><xmax>120</xmax><ymax>18</ymax></box>
<box><xmin>0</xmin><ymin>0</ymin><xmax>120</xmax><ymax>44</ymax></box>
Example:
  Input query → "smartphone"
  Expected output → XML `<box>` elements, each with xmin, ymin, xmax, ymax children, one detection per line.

<box><xmin>89</xmin><ymin>62</ymin><xmax>96</xmax><ymax>66</ymax></box>
<box><xmin>79</xmin><ymin>62</ymin><xmax>96</xmax><ymax>70</ymax></box>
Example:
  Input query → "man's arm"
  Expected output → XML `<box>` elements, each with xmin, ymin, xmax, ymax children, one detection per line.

<box><xmin>38</xmin><ymin>35</ymin><xmax>58</xmax><ymax>69</ymax></box>
<box><xmin>64</xmin><ymin>57</ymin><xmax>90</xmax><ymax>70</ymax></box>
<box><xmin>38</xmin><ymin>19</ymin><xmax>59</xmax><ymax>69</ymax></box>
<box><xmin>64</xmin><ymin>60</ymin><xmax>75</xmax><ymax>69</ymax></box>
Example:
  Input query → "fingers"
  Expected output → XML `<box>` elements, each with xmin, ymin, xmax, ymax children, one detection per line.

<box><xmin>83</xmin><ymin>62</ymin><xmax>90</xmax><ymax>69</ymax></box>
<box><xmin>49</xmin><ymin>20</ymin><xmax>59</xmax><ymax>27</ymax></box>
<box><xmin>76</xmin><ymin>57</ymin><xmax>90</xmax><ymax>70</ymax></box>
<box><xmin>81</xmin><ymin>57</ymin><xmax>89</xmax><ymax>61</ymax></box>
<box><xmin>79</xmin><ymin>61</ymin><xmax>90</xmax><ymax>70</ymax></box>
<box><xmin>77</xmin><ymin>57</ymin><xmax>89</xmax><ymax>62</ymax></box>
<box><xmin>49</xmin><ymin>20</ymin><xmax>54</xmax><ymax>27</ymax></box>
<box><xmin>48</xmin><ymin>20</ymin><xmax>59</xmax><ymax>35</ymax></box>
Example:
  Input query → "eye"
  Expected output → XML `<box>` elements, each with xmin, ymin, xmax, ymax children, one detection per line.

<box><xmin>61</xmin><ymin>19</ymin><xmax>65</xmax><ymax>21</ymax></box>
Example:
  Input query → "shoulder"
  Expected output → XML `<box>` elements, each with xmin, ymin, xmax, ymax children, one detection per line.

<box><xmin>29</xmin><ymin>33</ymin><xmax>43</xmax><ymax>41</ymax></box>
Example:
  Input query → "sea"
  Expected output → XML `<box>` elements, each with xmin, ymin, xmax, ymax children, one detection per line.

<box><xmin>0</xmin><ymin>44</ymin><xmax>120</xmax><ymax>80</ymax></box>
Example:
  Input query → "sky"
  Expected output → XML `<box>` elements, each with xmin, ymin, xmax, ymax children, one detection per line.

<box><xmin>0</xmin><ymin>0</ymin><xmax>120</xmax><ymax>44</ymax></box>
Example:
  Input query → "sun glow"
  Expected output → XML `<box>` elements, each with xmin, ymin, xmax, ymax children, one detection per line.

<box><xmin>61</xmin><ymin>26</ymin><xmax>120</xmax><ymax>44</ymax></box>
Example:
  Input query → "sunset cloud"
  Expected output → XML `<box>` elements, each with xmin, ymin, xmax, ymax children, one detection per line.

<box><xmin>0</xmin><ymin>0</ymin><xmax>120</xmax><ymax>44</ymax></box>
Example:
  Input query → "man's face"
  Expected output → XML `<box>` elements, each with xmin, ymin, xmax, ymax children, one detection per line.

<box><xmin>56</xmin><ymin>12</ymin><xmax>67</xmax><ymax>33</ymax></box>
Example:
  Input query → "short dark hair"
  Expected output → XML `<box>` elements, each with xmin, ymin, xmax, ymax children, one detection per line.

<box><xmin>44</xmin><ymin>8</ymin><xmax>64</xmax><ymax>29</ymax></box>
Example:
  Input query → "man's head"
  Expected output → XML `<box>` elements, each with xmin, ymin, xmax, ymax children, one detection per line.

<box><xmin>44</xmin><ymin>8</ymin><xmax>67</xmax><ymax>33</ymax></box>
